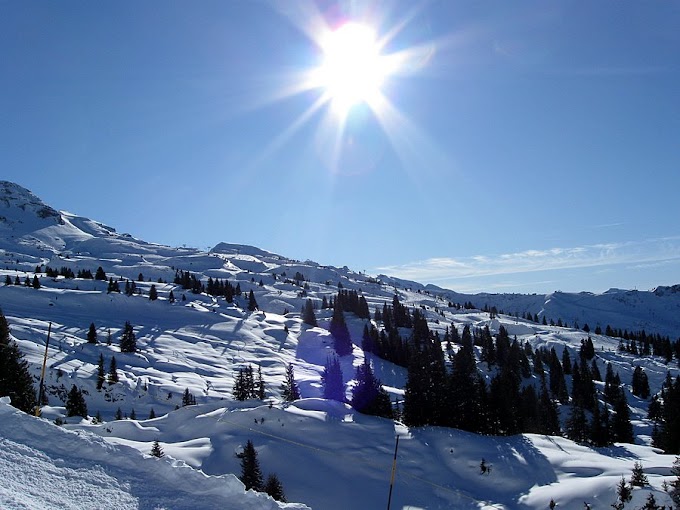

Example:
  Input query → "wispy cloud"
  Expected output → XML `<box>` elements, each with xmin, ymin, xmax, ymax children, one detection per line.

<box><xmin>373</xmin><ymin>237</ymin><xmax>680</xmax><ymax>285</ymax></box>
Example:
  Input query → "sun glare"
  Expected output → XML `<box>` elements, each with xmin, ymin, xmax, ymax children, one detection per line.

<box><xmin>316</xmin><ymin>23</ymin><xmax>388</xmax><ymax>112</ymax></box>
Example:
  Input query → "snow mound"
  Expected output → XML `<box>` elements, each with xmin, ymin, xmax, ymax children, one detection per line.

<box><xmin>0</xmin><ymin>400</ymin><xmax>309</xmax><ymax>510</ymax></box>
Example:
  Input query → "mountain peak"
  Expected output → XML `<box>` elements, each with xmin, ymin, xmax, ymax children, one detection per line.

<box><xmin>0</xmin><ymin>181</ymin><xmax>63</xmax><ymax>232</ymax></box>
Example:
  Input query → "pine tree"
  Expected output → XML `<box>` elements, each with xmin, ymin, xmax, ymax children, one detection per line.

<box><xmin>96</xmin><ymin>353</ymin><xmax>105</xmax><ymax>390</ymax></box>
<box><xmin>302</xmin><ymin>299</ymin><xmax>317</xmax><ymax>327</ymax></box>
<box><xmin>32</xmin><ymin>275</ymin><xmax>40</xmax><ymax>289</ymax></box>
<box><xmin>247</xmin><ymin>290</ymin><xmax>258</xmax><ymax>311</ymax></box>
<box><xmin>115</xmin><ymin>407</ymin><xmax>123</xmax><ymax>420</ymax></box>
<box><xmin>566</xmin><ymin>401</ymin><xmax>588</xmax><ymax>443</ymax></box>
<box><xmin>264</xmin><ymin>473</ymin><xmax>286</xmax><ymax>502</ymax></box>
<box><xmin>612</xmin><ymin>476</ymin><xmax>632</xmax><ymax>510</ymax></box>
<box><xmin>65</xmin><ymin>385</ymin><xmax>88</xmax><ymax>417</ymax></box>
<box><xmin>630</xmin><ymin>461</ymin><xmax>648</xmax><ymax>487</ymax></box>
<box><xmin>351</xmin><ymin>358</ymin><xmax>392</xmax><ymax>418</ymax></box>
<box><xmin>150</xmin><ymin>440</ymin><xmax>164</xmax><ymax>458</ymax></box>
<box><xmin>0</xmin><ymin>310</ymin><xmax>37</xmax><ymax>413</ymax></box>
<box><xmin>238</xmin><ymin>440</ymin><xmax>263</xmax><ymax>491</ymax></box>
<box><xmin>107</xmin><ymin>356</ymin><xmax>119</xmax><ymax>384</ymax></box>
<box><xmin>632</xmin><ymin>366</ymin><xmax>650</xmax><ymax>399</ymax></box>
<box><xmin>148</xmin><ymin>284</ymin><xmax>158</xmax><ymax>301</ymax></box>
<box><xmin>322</xmin><ymin>355</ymin><xmax>344</xmax><ymax>401</ymax></box>
<box><xmin>329</xmin><ymin>301</ymin><xmax>352</xmax><ymax>356</ymax></box>
<box><xmin>148</xmin><ymin>408</ymin><xmax>156</xmax><ymax>419</ymax></box>
<box><xmin>182</xmin><ymin>388</ymin><xmax>196</xmax><ymax>406</ymax></box>
<box><xmin>668</xmin><ymin>456</ymin><xmax>680</xmax><ymax>507</ymax></box>
<box><xmin>281</xmin><ymin>363</ymin><xmax>300</xmax><ymax>402</ymax></box>
<box><xmin>641</xmin><ymin>492</ymin><xmax>659</xmax><ymax>510</ymax></box>
<box><xmin>168</xmin><ymin>290</ymin><xmax>175</xmax><ymax>303</ymax></box>
<box><xmin>95</xmin><ymin>266</ymin><xmax>107</xmax><ymax>281</ymax></box>
<box><xmin>256</xmin><ymin>366</ymin><xmax>265</xmax><ymax>400</ymax></box>
<box><xmin>119</xmin><ymin>321</ymin><xmax>137</xmax><ymax>352</ymax></box>
<box><xmin>87</xmin><ymin>322</ymin><xmax>97</xmax><ymax>344</ymax></box>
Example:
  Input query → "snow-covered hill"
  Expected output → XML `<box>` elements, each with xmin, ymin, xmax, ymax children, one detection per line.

<box><xmin>1</xmin><ymin>180</ymin><xmax>679</xmax><ymax>509</ymax></box>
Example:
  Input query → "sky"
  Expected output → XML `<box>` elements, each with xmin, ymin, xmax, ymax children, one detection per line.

<box><xmin>2</xmin><ymin>0</ymin><xmax>679</xmax><ymax>295</ymax></box>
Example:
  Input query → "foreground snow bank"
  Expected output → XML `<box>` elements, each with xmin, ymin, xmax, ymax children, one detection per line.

<box><xmin>0</xmin><ymin>398</ymin><xmax>309</xmax><ymax>510</ymax></box>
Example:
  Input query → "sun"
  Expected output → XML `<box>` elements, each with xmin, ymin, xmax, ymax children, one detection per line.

<box><xmin>316</xmin><ymin>22</ymin><xmax>389</xmax><ymax>112</ymax></box>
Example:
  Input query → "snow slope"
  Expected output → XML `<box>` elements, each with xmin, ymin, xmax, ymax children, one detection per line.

<box><xmin>0</xmin><ymin>397</ymin><xmax>307</xmax><ymax>509</ymax></box>
<box><xmin>1</xmin><ymin>181</ymin><xmax>679</xmax><ymax>509</ymax></box>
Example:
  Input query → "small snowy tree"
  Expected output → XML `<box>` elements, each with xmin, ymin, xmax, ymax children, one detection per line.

<box><xmin>119</xmin><ymin>321</ymin><xmax>137</xmax><ymax>352</ymax></box>
<box><xmin>281</xmin><ymin>364</ymin><xmax>300</xmax><ymax>402</ymax></box>
<box><xmin>87</xmin><ymin>322</ymin><xmax>97</xmax><ymax>344</ymax></box>
<box><xmin>65</xmin><ymin>385</ymin><xmax>88</xmax><ymax>418</ymax></box>
<box><xmin>264</xmin><ymin>473</ymin><xmax>286</xmax><ymax>502</ymax></box>
<box><xmin>150</xmin><ymin>440</ymin><xmax>164</xmax><ymax>458</ymax></box>
<box><xmin>302</xmin><ymin>299</ymin><xmax>317</xmax><ymax>327</ymax></box>
<box><xmin>630</xmin><ymin>461</ymin><xmax>648</xmax><ymax>487</ymax></box>
<box><xmin>322</xmin><ymin>355</ymin><xmax>344</xmax><ymax>401</ymax></box>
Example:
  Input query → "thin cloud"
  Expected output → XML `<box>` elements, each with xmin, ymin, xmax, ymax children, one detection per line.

<box><xmin>373</xmin><ymin>237</ymin><xmax>680</xmax><ymax>284</ymax></box>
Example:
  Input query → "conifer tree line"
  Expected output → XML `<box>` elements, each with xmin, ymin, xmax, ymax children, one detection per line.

<box><xmin>233</xmin><ymin>365</ymin><xmax>266</xmax><ymax>401</ymax></box>
<box><xmin>400</xmin><ymin>320</ymin><xmax>642</xmax><ymax>445</ymax></box>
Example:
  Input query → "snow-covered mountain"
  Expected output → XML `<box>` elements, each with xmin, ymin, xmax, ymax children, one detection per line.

<box><xmin>1</xmin><ymin>180</ymin><xmax>679</xmax><ymax>510</ymax></box>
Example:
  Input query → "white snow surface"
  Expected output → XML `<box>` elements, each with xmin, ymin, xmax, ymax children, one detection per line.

<box><xmin>0</xmin><ymin>398</ymin><xmax>307</xmax><ymax>509</ymax></box>
<box><xmin>1</xmin><ymin>181</ymin><xmax>679</xmax><ymax>509</ymax></box>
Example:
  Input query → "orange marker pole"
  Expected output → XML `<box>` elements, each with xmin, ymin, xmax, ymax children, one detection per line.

<box><xmin>386</xmin><ymin>435</ymin><xmax>400</xmax><ymax>510</ymax></box>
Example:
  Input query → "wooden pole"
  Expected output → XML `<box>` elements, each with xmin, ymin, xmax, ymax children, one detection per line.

<box><xmin>386</xmin><ymin>435</ymin><xmax>400</xmax><ymax>510</ymax></box>
<box><xmin>34</xmin><ymin>322</ymin><xmax>51</xmax><ymax>416</ymax></box>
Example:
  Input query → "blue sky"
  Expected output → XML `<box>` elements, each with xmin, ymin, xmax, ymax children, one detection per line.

<box><xmin>2</xmin><ymin>1</ymin><xmax>679</xmax><ymax>294</ymax></box>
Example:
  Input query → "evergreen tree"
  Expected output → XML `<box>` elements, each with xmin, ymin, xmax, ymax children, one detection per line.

<box><xmin>96</xmin><ymin>353</ymin><xmax>105</xmax><ymax>390</ymax></box>
<box><xmin>351</xmin><ymin>358</ymin><xmax>392</xmax><ymax>418</ymax></box>
<box><xmin>119</xmin><ymin>321</ymin><xmax>137</xmax><ymax>352</ymax></box>
<box><xmin>632</xmin><ymin>366</ymin><xmax>650</xmax><ymax>399</ymax></box>
<box><xmin>65</xmin><ymin>385</ymin><xmax>88</xmax><ymax>417</ymax></box>
<box><xmin>32</xmin><ymin>275</ymin><xmax>40</xmax><ymax>289</ymax></box>
<box><xmin>148</xmin><ymin>408</ymin><xmax>156</xmax><ymax>419</ymax></box>
<box><xmin>264</xmin><ymin>473</ymin><xmax>286</xmax><ymax>502</ymax></box>
<box><xmin>107</xmin><ymin>356</ymin><xmax>119</xmax><ymax>384</ymax></box>
<box><xmin>182</xmin><ymin>388</ymin><xmax>196</xmax><ymax>406</ymax></box>
<box><xmin>115</xmin><ymin>407</ymin><xmax>123</xmax><ymax>420</ymax></box>
<box><xmin>281</xmin><ymin>364</ymin><xmax>300</xmax><ymax>401</ymax></box>
<box><xmin>611</xmin><ymin>389</ymin><xmax>634</xmax><ymax>443</ymax></box>
<box><xmin>87</xmin><ymin>322</ymin><xmax>97</xmax><ymax>344</ymax></box>
<box><xmin>256</xmin><ymin>366</ymin><xmax>265</xmax><ymax>400</ymax></box>
<box><xmin>233</xmin><ymin>366</ymin><xmax>256</xmax><ymax>401</ymax></box>
<box><xmin>95</xmin><ymin>266</ymin><xmax>107</xmax><ymax>281</ymax></box>
<box><xmin>150</xmin><ymin>440</ymin><xmax>164</xmax><ymax>458</ymax></box>
<box><xmin>566</xmin><ymin>401</ymin><xmax>589</xmax><ymax>443</ymax></box>
<box><xmin>302</xmin><ymin>299</ymin><xmax>317</xmax><ymax>327</ymax></box>
<box><xmin>668</xmin><ymin>456</ymin><xmax>680</xmax><ymax>507</ymax></box>
<box><xmin>247</xmin><ymin>290</ymin><xmax>258</xmax><ymax>311</ymax></box>
<box><xmin>148</xmin><ymin>284</ymin><xmax>158</xmax><ymax>301</ymax></box>
<box><xmin>238</xmin><ymin>440</ymin><xmax>263</xmax><ymax>491</ymax></box>
<box><xmin>168</xmin><ymin>290</ymin><xmax>175</xmax><ymax>303</ymax></box>
<box><xmin>630</xmin><ymin>461</ymin><xmax>648</xmax><ymax>487</ymax></box>
<box><xmin>322</xmin><ymin>355</ymin><xmax>344</xmax><ymax>401</ymax></box>
<box><xmin>0</xmin><ymin>310</ymin><xmax>37</xmax><ymax>413</ymax></box>
<box><xmin>641</xmin><ymin>493</ymin><xmax>660</xmax><ymax>510</ymax></box>
<box><xmin>329</xmin><ymin>301</ymin><xmax>352</xmax><ymax>356</ymax></box>
<box><xmin>613</xmin><ymin>476</ymin><xmax>632</xmax><ymax>509</ymax></box>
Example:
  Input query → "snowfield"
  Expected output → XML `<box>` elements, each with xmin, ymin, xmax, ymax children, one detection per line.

<box><xmin>1</xmin><ymin>181</ymin><xmax>679</xmax><ymax>509</ymax></box>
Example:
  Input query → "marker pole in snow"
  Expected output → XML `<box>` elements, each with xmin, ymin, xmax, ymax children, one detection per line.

<box><xmin>34</xmin><ymin>321</ymin><xmax>52</xmax><ymax>416</ymax></box>
<box><xmin>386</xmin><ymin>435</ymin><xmax>400</xmax><ymax>510</ymax></box>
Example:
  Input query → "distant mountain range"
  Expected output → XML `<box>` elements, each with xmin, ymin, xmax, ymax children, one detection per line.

<box><xmin>2</xmin><ymin>180</ymin><xmax>678</xmax><ymax>339</ymax></box>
